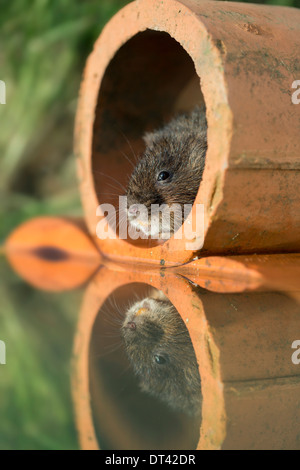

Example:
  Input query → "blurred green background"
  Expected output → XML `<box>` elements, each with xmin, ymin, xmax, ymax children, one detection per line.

<box><xmin>0</xmin><ymin>0</ymin><xmax>298</xmax><ymax>451</ymax></box>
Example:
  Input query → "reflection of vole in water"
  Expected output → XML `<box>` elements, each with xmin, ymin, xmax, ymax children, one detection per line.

<box><xmin>121</xmin><ymin>290</ymin><xmax>202</xmax><ymax>416</ymax></box>
<box><xmin>125</xmin><ymin>106</ymin><xmax>207</xmax><ymax>238</ymax></box>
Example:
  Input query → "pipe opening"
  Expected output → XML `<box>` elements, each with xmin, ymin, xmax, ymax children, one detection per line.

<box><xmin>89</xmin><ymin>283</ymin><xmax>202</xmax><ymax>450</ymax></box>
<box><xmin>92</xmin><ymin>30</ymin><xmax>206</xmax><ymax>248</ymax></box>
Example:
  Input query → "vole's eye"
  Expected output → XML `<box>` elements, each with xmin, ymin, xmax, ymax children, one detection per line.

<box><xmin>157</xmin><ymin>171</ymin><xmax>171</xmax><ymax>182</ymax></box>
<box><xmin>154</xmin><ymin>354</ymin><xmax>167</xmax><ymax>365</ymax></box>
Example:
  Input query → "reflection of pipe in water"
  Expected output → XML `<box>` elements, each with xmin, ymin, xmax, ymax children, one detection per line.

<box><xmin>4</xmin><ymin>216</ymin><xmax>300</xmax><ymax>297</ymax></box>
<box><xmin>88</xmin><ymin>281</ymin><xmax>202</xmax><ymax>450</ymax></box>
<box><xmin>3</xmin><ymin>216</ymin><xmax>300</xmax><ymax>448</ymax></box>
<box><xmin>4</xmin><ymin>217</ymin><xmax>101</xmax><ymax>291</ymax></box>
<box><xmin>73</xmin><ymin>267</ymin><xmax>209</xmax><ymax>450</ymax></box>
<box><xmin>72</xmin><ymin>263</ymin><xmax>300</xmax><ymax>450</ymax></box>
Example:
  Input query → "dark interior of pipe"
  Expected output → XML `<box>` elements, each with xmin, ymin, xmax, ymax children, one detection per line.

<box><xmin>92</xmin><ymin>30</ymin><xmax>205</xmax><ymax>247</ymax></box>
<box><xmin>89</xmin><ymin>283</ymin><xmax>201</xmax><ymax>450</ymax></box>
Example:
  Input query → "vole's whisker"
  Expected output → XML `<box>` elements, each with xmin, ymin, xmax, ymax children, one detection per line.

<box><xmin>115</xmin><ymin>127</ymin><xmax>140</xmax><ymax>164</ymax></box>
<box><xmin>90</xmin><ymin>341</ymin><xmax>123</xmax><ymax>359</ymax></box>
<box><xmin>93</xmin><ymin>170</ymin><xmax>127</xmax><ymax>192</ymax></box>
<box><xmin>120</xmin><ymin>149</ymin><xmax>136</xmax><ymax>170</ymax></box>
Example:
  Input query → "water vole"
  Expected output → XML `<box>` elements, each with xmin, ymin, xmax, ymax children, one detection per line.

<box><xmin>125</xmin><ymin>106</ymin><xmax>207</xmax><ymax>238</ymax></box>
<box><xmin>121</xmin><ymin>290</ymin><xmax>202</xmax><ymax>416</ymax></box>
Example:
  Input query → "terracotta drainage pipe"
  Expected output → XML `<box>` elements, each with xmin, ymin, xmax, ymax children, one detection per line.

<box><xmin>72</xmin><ymin>266</ymin><xmax>300</xmax><ymax>450</ymax></box>
<box><xmin>75</xmin><ymin>0</ymin><xmax>300</xmax><ymax>266</ymax></box>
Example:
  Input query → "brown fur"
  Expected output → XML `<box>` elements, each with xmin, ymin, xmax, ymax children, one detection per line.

<box><xmin>126</xmin><ymin>106</ymin><xmax>207</xmax><ymax>235</ymax></box>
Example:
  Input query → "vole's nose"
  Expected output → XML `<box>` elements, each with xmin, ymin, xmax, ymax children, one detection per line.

<box><xmin>125</xmin><ymin>321</ymin><xmax>136</xmax><ymax>330</ymax></box>
<box><xmin>128</xmin><ymin>204</ymin><xmax>139</xmax><ymax>216</ymax></box>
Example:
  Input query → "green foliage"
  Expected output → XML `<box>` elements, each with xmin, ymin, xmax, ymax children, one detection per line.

<box><xmin>0</xmin><ymin>258</ymin><xmax>83</xmax><ymax>450</ymax></box>
<box><xmin>0</xmin><ymin>0</ymin><xmax>128</xmax><ymax>238</ymax></box>
<box><xmin>0</xmin><ymin>0</ymin><xmax>127</xmax><ymax>451</ymax></box>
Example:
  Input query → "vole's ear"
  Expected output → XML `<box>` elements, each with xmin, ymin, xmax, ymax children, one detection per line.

<box><xmin>143</xmin><ymin>131</ymin><xmax>155</xmax><ymax>148</ymax></box>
